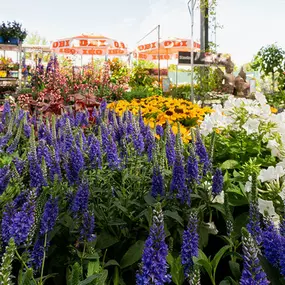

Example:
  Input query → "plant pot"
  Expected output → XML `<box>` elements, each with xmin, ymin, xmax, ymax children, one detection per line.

<box><xmin>6</xmin><ymin>38</ymin><xmax>19</xmax><ymax>45</ymax></box>
<box><xmin>0</xmin><ymin>70</ymin><xmax>7</xmax><ymax>78</ymax></box>
<box><xmin>0</xmin><ymin>36</ymin><xmax>4</xmax><ymax>44</ymax></box>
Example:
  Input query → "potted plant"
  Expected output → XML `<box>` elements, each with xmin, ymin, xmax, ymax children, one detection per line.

<box><xmin>0</xmin><ymin>56</ymin><xmax>9</xmax><ymax>77</ymax></box>
<box><xmin>8</xmin><ymin>62</ymin><xmax>19</xmax><ymax>77</ymax></box>
<box><xmin>0</xmin><ymin>21</ymin><xmax>27</xmax><ymax>44</ymax></box>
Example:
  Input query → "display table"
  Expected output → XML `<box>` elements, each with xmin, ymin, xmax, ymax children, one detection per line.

<box><xmin>0</xmin><ymin>77</ymin><xmax>18</xmax><ymax>85</ymax></box>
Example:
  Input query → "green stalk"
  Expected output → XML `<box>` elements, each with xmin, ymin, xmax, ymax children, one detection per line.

<box><xmin>39</xmin><ymin>233</ymin><xmax>48</xmax><ymax>285</ymax></box>
<box><xmin>81</xmin><ymin>240</ymin><xmax>87</xmax><ymax>274</ymax></box>
<box><xmin>15</xmin><ymin>250</ymin><xmax>37</xmax><ymax>284</ymax></box>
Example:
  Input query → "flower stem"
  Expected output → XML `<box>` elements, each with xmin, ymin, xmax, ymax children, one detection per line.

<box><xmin>15</xmin><ymin>249</ymin><xmax>37</xmax><ymax>284</ymax></box>
<box><xmin>39</xmin><ymin>233</ymin><xmax>48</xmax><ymax>285</ymax></box>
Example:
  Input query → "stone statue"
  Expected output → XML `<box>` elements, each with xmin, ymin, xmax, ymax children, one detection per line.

<box><xmin>222</xmin><ymin>57</ymin><xmax>235</xmax><ymax>94</ymax></box>
<box><xmin>212</xmin><ymin>57</ymin><xmax>251</xmax><ymax>97</ymax></box>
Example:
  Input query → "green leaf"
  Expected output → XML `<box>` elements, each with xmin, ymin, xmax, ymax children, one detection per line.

<box><xmin>167</xmin><ymin>254</ymin><xmax>184</xmax><ymax>285</ymax></box>
<box><xmin>96</xmin><ymin>231</ymin><xmax>119</xmax><ymax>249</ymax></box>
<box><xmin>87</xmin><ymin>260</ymin><xmax>100</xmax><ymax>276</ymax></box>
<box><xmin>144</xmin><ymin>193</ymin><xmax>156</xmax><ymax>205</ymax></box>
<box><xmin>78</xmin><ymin>270</ymin><xmax>108</xmax><ymax>285</ymax></box>
<box><xmin>210</xmin><ymin>203</ymin><xmax>226</xmax><ymax>215</ymax></box>
<box><xmin>97</xmin><ymin>270</ymin><xmax>108</xmax><ymax>285</ymax></box>
<box><xmin>194</xmin><ymin>250</ymin><xmax>212</xmax><ymax>280</ymax></box>
<box><xmin>233</xmin><ymin>213</ymin><xmax>249</xmax><ymax>238</ymax></box>
<box><xmin>19</xmin><ymin>268</ymin><xmax>34</xmax><ymax>285</ymax></box>
<box><xmin>219</xmin><ymin>281</ymin><xmax>231</xmax><ymax>285</ymax></box>
<box><xmin>221</xmin><ymin>160</ymin><xmax>239</xmax><ymax>170</ymax></box>
<box><xmin>229</xmin><ymin>260</ymin><xmax>241</xmax><ymax>280</ymax></box>
<box><xmin>211</xmin><ymin>245</ymin><xmax>231</xmax><ymax>277</ymax></box>
<box><xmin>77</xmin><ymin>251</ymin><xmax>99</xmax><ymax>260</ymax></box>
<box><xmin>163</xmin><ymin>210</ymin><xmax>184</xmax><ymax>226</ymax></box>
<box><xmin>120</xmin><ymin>240</ymin><xmax>144</xmax><ymax>269</ymax></box>
<box><xmin>104</xmin><ymin>259</ymin><xmax>120</xmax><ymax>268</ymax></box>
<box><xmin>79</xmin><ymin>274</ymin><xmax>100</xmax><ymax>285</ymax></box>
<box><xmin>71</xmin><ymin>263</ymin><xmax>81</xmax><ymax>285</ymax></box>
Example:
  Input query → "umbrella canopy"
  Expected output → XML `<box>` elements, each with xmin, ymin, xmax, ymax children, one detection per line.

<box><xmin>133</xmin><ymin>38</ymin><xmax>200</xmax><ymax>60</ymax></box>
<box><xmin>51</xmin><ymin>34</ymin><xmax>128</xmax><ymax>56</ymax></box>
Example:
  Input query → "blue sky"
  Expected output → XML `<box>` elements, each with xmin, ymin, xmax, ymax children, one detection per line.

<box><xmin>1</xmin><ymin>0</ymin><xmax>285</xmax><ymax>65</ymax></box>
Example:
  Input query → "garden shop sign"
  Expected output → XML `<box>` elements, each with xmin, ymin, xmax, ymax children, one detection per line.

<box><xmin>137</xmin><ymin>40</ymin><xmax>200</xmax><ymax>52</ymax></box>
<box><xmin>51</xmin><ymin>36</ymin><xmax>128</xmax><ymax>56</ymax></box>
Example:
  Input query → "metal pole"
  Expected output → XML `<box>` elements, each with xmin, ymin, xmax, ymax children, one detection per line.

<box><xmin>157</xmin><ymin>24</ymin><xmax>161</xmax><ymax>86</ymax></box>
<box><xmin>18</xmin><ymin>43</ymin><xmax>22</xmax><ymax>91</ymax></box>
<box><xmin>188</xmin><ymin>0</ymin><xmax>197</xmax><ymax>102</ymax></box>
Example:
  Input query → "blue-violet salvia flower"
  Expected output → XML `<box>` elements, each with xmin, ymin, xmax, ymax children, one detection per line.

<box><xmin>2</xmin><ymin>102</ymin><xmax>11</xmax><ymax>124</ymax></box>
<box><xmin>151</xmin><ymin>165</ymin><xmax>164</xmax><ymax>198</ymax></box>
<box><xmin>39</xmin><ymin>197</ymin><xmax>59</xmax><ymax>235</ymax></box>
<box><xmin>240</xmin><ymin>228</ymin><xmax>269</xmax><ymax>285</ymax></box>
<box><xmin>156</xmin><ymin>125</ymin><xmax>164</xmax><ymax>137</ymax></box>
<box><xmin>30</xmin><ymin>239</ymin><xmax>44</xmax><ymax>270</ymax></box>
<box><xmin>9</xmin><ymin>200</ymin><xmax>35</xmax><ymax>246</ymax></box>
<box><xmin>181</xmin><ymin>212</ymin><xmax>199</xmax><ymax>279</ymax></box>
<box><xmin>136</xmin><ymin>204</ymin><xmax>171</xmax><ymax>285</ymax></box>
<box><xmin>186</xmin><ymin>154</ymin><xmax>199</xmax><ymax>183</ymax></box>
<box><xmin>145</xmin><ymin>126</ymin><xmax>155</xmax><ymax>162</ymax></box>
<box><xmin>170</xmin><ymin>150</ymin><xmax>190</xmax><ymax>205</ymax></box>
<box><xmin>0</xmin><ymin>166</ymin><xmax>10</xmax><ymax>195</ymax></box>
<box><xmin>79</xmin><ymin>211</ymin><xmax>96</xmax><ymax>242</ymax></box>
<box><xmin>280</xmin><ymin>236</ymin><xmax>285</xmax><ymax>277</ymax></box>
<box><xmin>71</xmin><ymin>180</ymin><xmax>89</xmax><ymax>215</ymax></box>
<box><xmin>212</xmin><ymin>169</ymin><xmax>223</xmax><ymax>197</ymax></box>
<box><xmin>262</xmin><ymin>218</ymin><xmax>281</xmax><ymax>268</ymax></box>
<box><xmin>195</xmin><ymin>133</ymin><xmax>210</xmax><ymax>175</ymax></box>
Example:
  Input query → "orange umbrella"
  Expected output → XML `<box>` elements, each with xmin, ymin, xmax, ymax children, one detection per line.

<box><xmin>133</xmin><ymin>38</ymin><xmax>200</xmax><ymax>61</ymax></box>
<box><xmin>51</xmin><ymin>34</ymin><xmax>128</xmax><ymax>56</ymax></box>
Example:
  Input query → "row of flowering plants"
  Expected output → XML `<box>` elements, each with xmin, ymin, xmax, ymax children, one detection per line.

<box><xmin>108</xmin><ymin>95</ymin><xmax>213</xmax><ymax>143</ymax></box>
<box><xmin>0</xmin><ymin>98</ymin><xmax>284</xmax><ymax>284</ymax></box>
<box><xmin>17</xmin><ymin>57</ymin><xmax>130</xmax><ymax>115</ymax></box>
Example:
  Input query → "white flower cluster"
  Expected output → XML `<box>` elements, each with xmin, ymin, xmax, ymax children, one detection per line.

<box><xmin>200</xmin><ymin>93</ymin><xmax>285</xmax><ymax>159</ymax></box>
<box><xmin>244</xmin><ymin>164</ymin><xmax>285</xmax><ymax>227</ymax></box>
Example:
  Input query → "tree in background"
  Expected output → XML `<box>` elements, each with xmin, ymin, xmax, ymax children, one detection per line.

<box><xmin>24</xmin><ymin>31</ymin><xmax>48</xmax><ymax>45</ymax></box>
<box><xmin>24</xmin><ymin>32</ymin><xmax>50</xmax><ymax>62</ymax></box>
<box><xmin>251</xmin><ymin>44</ymin><xmax>285</xmax><ymax>92</ymax></box>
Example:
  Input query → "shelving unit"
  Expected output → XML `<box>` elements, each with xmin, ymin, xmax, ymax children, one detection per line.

<box><xmin>0</xmin><ymin>43</ymin><xmax>22</xmax><ymax>89</ymax></box>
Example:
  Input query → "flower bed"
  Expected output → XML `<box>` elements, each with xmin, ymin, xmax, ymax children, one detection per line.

<box><xmin>0</xmin><ymin>94</ymin><xmax>285</xmax><ymax>284</ymax></box>
<box><xmin>108</xmin><ymin>95</ymin><xmax>213</xmax><ymax>143</ymax></box>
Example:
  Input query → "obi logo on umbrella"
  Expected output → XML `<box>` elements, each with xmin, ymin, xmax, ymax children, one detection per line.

<box><xmin>51</xmin><ymin>34</ymin><xmax>128</xmax><ymax>56</ymax></box>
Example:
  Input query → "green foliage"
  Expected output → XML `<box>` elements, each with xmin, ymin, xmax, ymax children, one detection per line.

<box><xmin>122</xmin><ymin>86</ymin><xmax>161</xmax><ymax>101</ymax></box>
<box><xmin>251</xmin><ymin>44</ymin><xmax>285</xmax><ymax>91</ymax></box>
<box><xmin>129</xmin><ymin>61</ymin><xmax>157</xmax><ymax>88</ymax></box>
<box><xmin>193</xmin><ymin>246</ymin><xmax>231</xmax><ymax>285</ymax></box>
<box><xmin>193</xmin><ymin>66</ymin><xmax>223</xmax><ymax>99</ymax></box>
<box><xmin>0</xmin><ymin>238</ymin><xmax>16</xmax><ymax>285</ymax></box>
<box><xmin>24</xmin><ymin>32</ymin><xmax>48</xmax><ymax>45</ymax></box>
<box><xmin>265</xmin><ymin>91</ymin><xmax>285</xmax><ymax>110</ymax></box>
<box><xmin>0</xmin><ymin>21</ymin><xmax>27</xmax><ymax>42</ymax></box>
<box><xmin>166</xmin><ymin>254</ymin><xmax>184</xmax><ymax>285</ymax></box>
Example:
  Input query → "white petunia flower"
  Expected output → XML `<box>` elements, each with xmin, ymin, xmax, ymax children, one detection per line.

<box><xmin>258</xmin><ymin>198</ymin><xmax>280</xmax><ymax>228</ymax></box>
<box><xmin>255</xmin><ymin>92</ymin><xmax>267</xmax><ymax>105</ymax></box>
<box><xmin>242</xmin><ymin>118</ymin><xmax>260</xmax><ymax>135</ymax></box>
<box><xmin>212</xmin><ymin>190</ymin><xmax>224</xmax><ymax>204</ymax></box>
<box><xmin>258</xmin><ymin>165</ymin><xmax>285</xmax><ymax>182</ymax></box>
<box><xmin>258</xmin><ymin>198</ymin><xmax>276</xmax><ymax>217</ymax></box>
